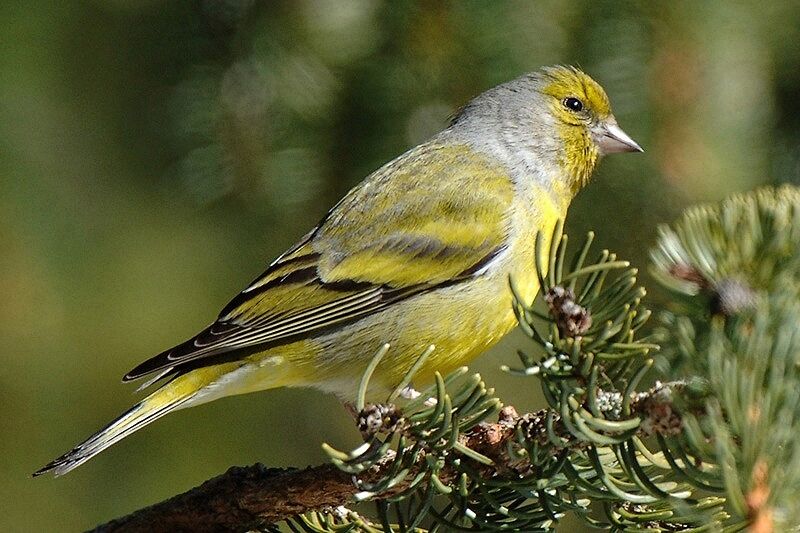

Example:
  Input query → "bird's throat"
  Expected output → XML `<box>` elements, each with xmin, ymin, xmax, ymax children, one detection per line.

<box><xmin>558</xmin><ymin>126</ymin><xmax>600</xmax><ymax>194</ymax></box>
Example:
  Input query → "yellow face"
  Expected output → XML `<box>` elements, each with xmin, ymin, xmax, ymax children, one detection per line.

<box><xmin>542</xmin><ymin>66</ymin><xmax>612</xmax><ymax>122</ymax></box>
<box><xmin>540</xmin><ymin>66</ymin><xmax>614</xmax><ymax>192</ymax></box>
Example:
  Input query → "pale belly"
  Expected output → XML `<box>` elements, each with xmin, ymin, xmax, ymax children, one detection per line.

<box><xmin>200</xmin><ymin>187</ymin><xmax>565</xmax><ymax>403</ymax></box>
<box><xmin>190</xmin><ymin>277</ymin><xmax>526</xmax><ymax>406</ymax></box>
<box><xmin>292</xmin><ymin>228</ymin><xmax>551</xmax><ymax>400</ymax></box>
<box><xmin>310</xmin><ymin>274</ymin><xmax>523</xmax><ymax>399</ymax></box>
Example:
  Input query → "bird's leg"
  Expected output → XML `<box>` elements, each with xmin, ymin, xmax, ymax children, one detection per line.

<box><xmin>343</xmin><ymin>401</ymin><xmax>359</xmax><ymax>420</ymax></box>
<box><xmin>342</xmin><ymin>385</ymin><xmax>438</xmax><ymax>440</ymax></box>
<box><xmin>342</xmin><ymin>401</ymin><xmax>372</xmax><ymax>440</ymax></box>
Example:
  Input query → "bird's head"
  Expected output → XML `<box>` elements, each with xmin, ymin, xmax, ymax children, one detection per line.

<box><xmin>538</xmin><ymin>65</ymin><xmax>642</xmax><ymax>190</ymax></box>
<box><xmin>451</xmin><ymin>65</ymin><xmax>642</xmax><ymax>195</ymax></box>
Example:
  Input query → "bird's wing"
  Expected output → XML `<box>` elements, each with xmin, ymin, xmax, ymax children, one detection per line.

<box><xmin>124</xmin><ymin>143</ymin><xmax>514</xmax><ymax>381</ymax></box>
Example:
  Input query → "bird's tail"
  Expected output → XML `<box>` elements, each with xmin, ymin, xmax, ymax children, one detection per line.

<box><xmin>33</xmin><ymin>372</ymin><xmax>200</xmax><ymax>477</ymax></box>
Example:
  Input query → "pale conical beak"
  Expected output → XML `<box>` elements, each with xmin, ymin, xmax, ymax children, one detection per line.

<box><xmin>596</xmin><ymin>122</ymin><xmax>643</xmax><ymax>154</ymax></box>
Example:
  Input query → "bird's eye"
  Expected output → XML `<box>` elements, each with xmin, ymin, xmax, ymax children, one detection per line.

<box><xmin>563</xmin><ymin>97</ymin><xmax>584</xmax><ymax>112</ymax></box>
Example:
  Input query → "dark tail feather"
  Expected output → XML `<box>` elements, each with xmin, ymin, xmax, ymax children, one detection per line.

<box><xmin>33</xmin><ymin>390</ymin><xmax>192</xmax><ymax>477</ymax></box>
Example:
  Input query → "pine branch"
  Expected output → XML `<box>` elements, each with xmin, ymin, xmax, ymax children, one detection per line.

<box><xmin>89</xmin><ymin>464</ymin><xmax>351</xmax><ymax>533</ymax></box>
<box><xmin>89</xmin><ymin>186</ymin><xmax>800</xmax><ymax>532</ymax></box>
<box><xmin>91</xmin><ymin>382</ymin><xmax>685</xmax><ymax>533</ymax></box>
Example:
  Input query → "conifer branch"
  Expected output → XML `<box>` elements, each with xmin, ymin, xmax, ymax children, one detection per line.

<box><xmin>90</xmin><ymin>187</ymin><xmax>800</xmax><ymax>532</ymax></box>
<box><xmin>91</xmin><ymin>381</ymin><xmax>686</xmax><ymax>533</ymax></box>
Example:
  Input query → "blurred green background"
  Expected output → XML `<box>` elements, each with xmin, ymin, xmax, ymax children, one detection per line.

<box><xmin>3</xmin><ymin>1</ymin><xmax>800</xmax><ymax>531</ymax></box>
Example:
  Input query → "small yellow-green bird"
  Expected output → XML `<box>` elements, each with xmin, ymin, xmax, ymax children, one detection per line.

<box><xmin>35</xmin><ymin>65</ymin><xmax>641</xmax><ymax>476</ymax></box>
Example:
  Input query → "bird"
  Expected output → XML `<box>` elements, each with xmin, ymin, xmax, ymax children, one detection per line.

<box><xmin>34</xmin><ymin>65</ymin><xmax>642</xmax><ymax>477</ymax></box>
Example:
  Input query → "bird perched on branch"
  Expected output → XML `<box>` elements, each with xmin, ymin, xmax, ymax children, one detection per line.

<box><xmin>35</xmin><ymin>65</ymin><xmax>642</xmax><ymax>476</ymax></box>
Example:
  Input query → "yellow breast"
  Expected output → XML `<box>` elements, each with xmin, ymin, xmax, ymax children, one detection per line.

<box><xmin>507</xmin><ymin>182</ymin><xmax>569</xmax><ymax>307</ymax></box>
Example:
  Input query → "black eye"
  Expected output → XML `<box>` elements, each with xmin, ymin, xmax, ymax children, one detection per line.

<box><xmin>563</xmin><ymin>97</ymin><xmax>584</xmax><ymax>112</ymax></box>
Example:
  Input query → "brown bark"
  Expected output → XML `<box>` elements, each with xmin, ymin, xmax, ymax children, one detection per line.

<box><xmin>90</xmin><ymin>382</ymin><xmax>684</xmax><ymax>533</ymax></box>
<box><xmin>88</xmin><ymin>419</ymin><xmax>507</xmax><ymax>533</ymax></box>
<box><xmin>90</xmin><ymin>464</ymin><xmax>366</xmax><ymax>533</ymax></box>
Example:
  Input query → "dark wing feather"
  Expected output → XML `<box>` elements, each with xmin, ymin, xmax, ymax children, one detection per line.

<box><xmin>124</xmin><ymin>244</ymin><xmax>506</xmax><ymax>381</ymax></box>
<box><xmin>123</xmin><ymin>142</ymin><xmax>514</xmax><ymax>382</ymax></box>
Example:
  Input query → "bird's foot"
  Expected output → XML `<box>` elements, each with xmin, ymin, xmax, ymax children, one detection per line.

<box><xmin>343</xmin><ymin>401</ymin><xmax>359</xmax><ymax>420</ymax></box>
